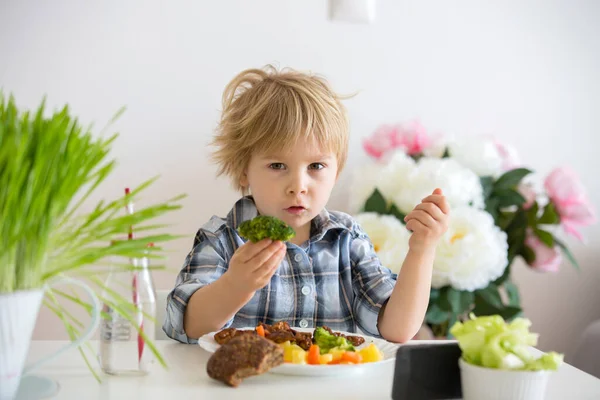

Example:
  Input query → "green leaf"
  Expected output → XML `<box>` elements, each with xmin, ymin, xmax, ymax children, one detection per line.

<box><xmin>460</xmin><ymin>291</ymin><xmax>475</xmax><ymax>313</ymax></box>
<box><xmin>538</xmin><ymin>202</ymin><xmax>560</xmax><ymax>225</ymax></box>
<box><xmin>363</xmin><ymin>188</ymin><xmax>387</xmax><ymax>214</ymax></box>
<box><xmin>499</xmin><ymin>306</ymin><xmax>522</xmax><ymax>321</ymax></box>
<box><xmin>425</xmin><ymin>303</ymin><xmax>449</xmax><ymax>324</ymax></box>
<box><xmin>441</xmin><ymin>147</ymin><xmax>450</xmax><ymax>158</ymax></box>
<box><xmin>429</xmin><ymin>288</ymin><xmax>440</xmax><ymax>302</ymax></box>
<box><xmin>520</xmin><ymin>245</ymin><xmax>536</xmax><ymax>264</ymax></box>
<box><xmin>554</xmin><ymin>238</ymin><xmax>580</xmax><ymax>271</ymax></box>
<box><xmin>439</xmin><ymin>287</ymin><xmax>474</xmax><ymax>314</ymax></box>
<box><xmin>533</xmin><ymin>228</ymin><xmax>555</xmax><ymax>247</ymax></box>
<box><xmin>480</xmin><ymin>176</ymin><xmax>494</xmax><ymax>199</ymax></box>
<box><xmin>475</xmin><ymin>285</ymin><xmax>503</xmax><ymax>309</ymax></box>
<box><xmin>493</xmin><ymin>188</ymin><xmax>526</xmax><ymax>208</ymax></box>
<box><xmin>388</xmin><ymin>203</ymin><xmax>406</xmax><ymax>222</ymax></box>
<box><xmin>526</xmin><ymin>201</ymin><xmax>540</xmax><ymax>226</ymax></box>
<box><xmin>504</xmin><ymin>281</ymin><xmax>521</xmax><ymax>307</ymax></box>
<box><xmin>494</xmin><ymin>168</ymin><xmax>533</xmax><ymax>190</ymax></box>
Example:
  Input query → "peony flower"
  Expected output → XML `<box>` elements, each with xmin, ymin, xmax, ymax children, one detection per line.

<box><xmin>544</xmin><ymin>166</ymin><xmax>596</xmax><ymax>241</ymax></box>
<box><xmin>432</xmin><ymin>207</ymin><xmax>508</xmax><ymax>291</ymax></box>
<box><xmin>363</xmin><ymin>120</ymin><xmax>432</xmax><ymax>161</ymax></box>
<box><xmin>348</xmin><ymin>152</ymin><xmax>416</xmax><ymax>213</ymax></box>
<box><xmin>518</xmin><ymin>182</ymin><xmax>537</xmax><ymax>210</ymax></box>
<box><xmin>524</xmin><ymin>231</ymin><xmax>562</xmax><ymax>273</ymax></box>
<box><xmin>447</xmin><ymin>137</ymin><xmax>504</xmax><ymax>177</ymax></box>
<box><xmin>494</xmin><ymin>140</ymin><xmax>521</xmax><ymax>171</ymax></box>
<box><xmin>392</xmin><ymin>157</ymin><xmax>484</xmax><ymax>215</ymax></box>
<box><xmin>354</xmin><ymin>213</ymin><xmax>411</xmax><ymax>274</ymax></box>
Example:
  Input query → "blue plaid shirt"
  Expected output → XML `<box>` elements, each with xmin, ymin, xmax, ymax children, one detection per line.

<box><xmin>162</xmin><ymin>196</ymin><xmax>397</xmax><ymax>344</ymax></box>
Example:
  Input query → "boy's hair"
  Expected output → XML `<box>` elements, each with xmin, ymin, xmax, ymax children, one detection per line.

<box><xmin>211</xmin><ymin>65</ymin><xmax>349</xmax><ymax>193</ymax></box>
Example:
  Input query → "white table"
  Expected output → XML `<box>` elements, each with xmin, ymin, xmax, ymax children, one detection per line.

<box><xmin>22</xmin><ymin>340</ymin><xmax>600</xmax><ymax>399</ymax></box>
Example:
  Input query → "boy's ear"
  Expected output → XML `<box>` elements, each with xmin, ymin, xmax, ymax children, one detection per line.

<box><xmin>239</xmin><ymin>171</ymin><xmax>249</xmax><ymax>188</ymax></box>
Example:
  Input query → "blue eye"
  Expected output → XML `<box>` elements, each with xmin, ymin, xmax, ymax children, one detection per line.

<box><xmin>269</xmin><ymin>163</ymin><xmax>285</xmax><ymax>170</ymax></box>
<box><xmin>309</xmin><ymin>163</ymin><xmax>325</xmax><ymax>170</ymax></box>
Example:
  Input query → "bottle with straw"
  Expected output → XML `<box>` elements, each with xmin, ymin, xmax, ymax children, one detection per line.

<box><xmin>98</xmin><ymin>188</ymin><xmax>157</xmax><ymax>375</ymax></box>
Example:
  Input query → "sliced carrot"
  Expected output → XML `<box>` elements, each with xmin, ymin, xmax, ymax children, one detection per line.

<box><xmin>307</xmin><ymin>344</ymin><xmax>321</xmax><ymax>365</ymax></box>
<box><xmin>256</xmin><ymin>325</ymin><xmax>265</xmax><ymax>337</ymax></box>
<box><xmin>341</xmin><ymin>351</ymin><xmax>363</xmax><ymax>364</ymax></box>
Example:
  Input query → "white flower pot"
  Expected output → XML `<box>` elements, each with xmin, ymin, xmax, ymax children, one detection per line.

<box><xmin>0</xmin><ymin>278</ymin><xmax>100</xmax><ymax>400</ymax></box>
<box><xmin>459</xmin><ymin>358</ymin><xmax>552</xmax><ymax>400</ymax></box>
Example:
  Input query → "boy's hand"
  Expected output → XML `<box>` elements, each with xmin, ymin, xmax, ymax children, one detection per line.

<box><xmin>404</xmin><ymin>188</ymin><xmax>450</xmax><ymax>253</ymax></box>
<box><xmin>224</xmin><ymin>239</ymin><xmax>287</xmax><ymax>294</ymax></box>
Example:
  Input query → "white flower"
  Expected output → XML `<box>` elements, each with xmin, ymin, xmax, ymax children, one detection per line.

<box><xmin>348</xmin><ymin>163</ymin><xmax>383</xmax><ymax>213</ymax></box>
<box><xmin>354</xmin><ymin>213</ymin><xmax>411</xmax><ymax>274</ymax></box>
<box><xmin>448</xmin><ymin>137</ymin><xmax>504</xmax><ymax>177</ymax></box>
<box><xmin>392</xmin><ymin>158</ymin><xmax>484</xmax><ymax>214</ymax></box>
<box><xmin>348</xmin><ymin>152</ymin><xmax>416</xmax><ymax>214</ymax></box>
<box><xmin>432</xmin><ymin>206</ymin><xmax>508</xmax><ymax>291</ymax></box>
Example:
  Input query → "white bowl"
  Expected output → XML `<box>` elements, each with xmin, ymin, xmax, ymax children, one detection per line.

<box><xmin>459</xmin><ymin>358</ymin><xmax>553</xmax><ymax>400</ymax></box>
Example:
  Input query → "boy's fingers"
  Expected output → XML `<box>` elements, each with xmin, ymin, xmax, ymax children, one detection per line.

<box><xmin>421</xmin><ymin>195</ymin><xmax>450</xmax><ymax>214</ymax></box>
<box><xmin>432</xmin><ymin>188</ymin><xmax>443</xmax><ymax>195</ymax></box>
<box><xmin>258</xmin><ymin>245</ymin><xmax>286</xmax><ymax>279</ymax></box>
<box><xmin>405</xmin><ymin>210</ymin><xmax>437</xmax><ymax>229</ymax></box>
<box><xmin>410</xmin><ymin>202</ymin><xmax>445</xmax><ymax>222</ymax></box>
<box><xmin>238</xmin><ymin>238</ymin><xmax>273</xmax><ymax>262</ymax></box>
<box><xmin>247</xmin><ymin>241</ymin><xmax>285</xmax><ymax>269</ymax></box>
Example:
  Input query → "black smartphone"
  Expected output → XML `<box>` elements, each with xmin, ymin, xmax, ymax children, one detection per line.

<box><xmin>391</xmin><ymin>342</ymin><xmax>463</xmax><ymax>400</ymax></box>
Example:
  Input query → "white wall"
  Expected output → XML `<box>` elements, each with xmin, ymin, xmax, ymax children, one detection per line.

<box><xmin>1</xmin><ymin>0</ymin><xmax>599</xmax><ymax>359</ymax></box>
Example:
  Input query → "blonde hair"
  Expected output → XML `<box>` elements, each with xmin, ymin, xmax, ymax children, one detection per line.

<box><xmin>211</xmin><ymin>65</ymin><xmax>349</xmax><ymax>193</ymax></box>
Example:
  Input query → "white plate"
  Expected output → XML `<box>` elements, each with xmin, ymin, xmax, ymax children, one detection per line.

<box><xmin>198</xmin><ymin>327</ymin><xmax>401</xmax><ymax>376</ymax></box>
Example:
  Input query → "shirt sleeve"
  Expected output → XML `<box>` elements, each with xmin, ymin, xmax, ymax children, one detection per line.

<box><xmin>349</xmin><ymin>223</ymin><xmax>397</xmax><ymax>337</ymax></box>
<box><xmin>162</xmin><ymin>228</ymin><xmax>232</xmax><ymax>344</ymax></box>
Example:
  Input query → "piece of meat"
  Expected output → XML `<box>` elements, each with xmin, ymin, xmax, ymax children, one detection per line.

<box><xmin>214</xmin><ymin>328</ymin><xmax>238</xmax><ymax>345</ymax></box>
<box><xmin>319</xmin><ymin>326</ymin><xmax>365</xmax><ymax>347</ymax></box>
<box><xmin>345</xmin><ymin>335</ymin><xmax>365</xmax><ymax>347</ymax></box>
<box><xmin>206</xmin><ymin>334</ymin><xmax>284</xmax><ymax>387</ymax></box>
<box><xmin>213</xmin><ymin>328</ymin><xmax>255</xmax><ymax>345</ymax></box>
<box><xmin>271</xmin><ymin>321</ymin><xmax>291</xmax><ymax>332</ymax></box>
<box><xmin>266</xmin><ymin>330</ymin><xmax>296</xmax><ymax>344</ymax></box>
<box><xmin>293</xmin><ymin>331</ymin><xmax>313</xmax><ymax>350</ymax></box>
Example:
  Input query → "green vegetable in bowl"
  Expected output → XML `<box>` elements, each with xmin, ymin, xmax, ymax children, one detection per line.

<box><xmin>450</xmin><ymin>314</ymin><xmax>563</xmax><ymax>371</ymax></box>
<box><xmin>238</xmin><ymin>215</ymin><xmax>296</xmax><ymax>242</ymax></box>
<box><xmin>313</xmin><ymin>327</ymin><xmax>355</xmax><ymax>354</ymax></box>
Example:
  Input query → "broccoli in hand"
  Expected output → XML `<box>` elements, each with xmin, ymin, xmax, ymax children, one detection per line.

<box><xmin>237</xmin><ymin>215</ymin><xmax>296</xmax><ymax>243</ymax></box>
<box><xmin>313</xmin><ymin>327</ymin><xmax>355</xmax><ymax>354</ymax></box>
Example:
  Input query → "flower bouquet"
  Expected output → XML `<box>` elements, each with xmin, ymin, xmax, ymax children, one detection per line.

<box><xmin>351</xmin><ymin>121</ymin><xmax>596</xmax><ymax>338</ymax></box>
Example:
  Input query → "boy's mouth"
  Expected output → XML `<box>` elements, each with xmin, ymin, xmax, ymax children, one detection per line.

<box><xmin>285</xmin><ymin>206</ymin><xmax>306</xmax><ymax>215</ymax></box>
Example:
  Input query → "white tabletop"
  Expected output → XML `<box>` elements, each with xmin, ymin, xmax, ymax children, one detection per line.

<box><xmin>23</xmin><ymin>340</ymin><xmax>600</xmax><ymax>400</ymax></box>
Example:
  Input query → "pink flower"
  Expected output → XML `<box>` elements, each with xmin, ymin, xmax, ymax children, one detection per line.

<box><xmin>493</xmin><ymin>140</ymin><xmax>521</xmax><ymax>171</ymax></box>
<box><xmin>518</xmin><ymin>183</ymin><xmax>537</xmax><ymax>210</ymax></box>
<box><xmin>524</xmin><ymin>232</ymin><xmax>562</xmax><ymax>273</ymax></box>
<box><xmin>363</xmin><ymin>120</ymin><xmax>432</xmax><ymax>161</ymax></box>
<box><xmin>544</xmin><ymin>166</ymin><xmax>596</xmax><ymax>241</ymax></box>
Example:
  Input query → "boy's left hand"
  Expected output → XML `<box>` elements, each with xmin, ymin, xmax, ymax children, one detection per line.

<box><xmin>404</xmin><ymin>188</ymin><xmax>450</xmax><ymax>253</ymax></box>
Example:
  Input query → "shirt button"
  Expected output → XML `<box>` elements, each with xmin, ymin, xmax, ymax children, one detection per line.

<box><xmin>299</xmin><ymin>319</ymin><xmax>309</xmax><ymax>328</ymax></box>
<box><xmin>301</xmin><ymin>286</ymin><xmax>311</xmax><ymax>296</ymax></box>
<box><xmin>294</xmin><ymin>253</ymin><xmax>303</xmax><ymax>262</ymax></box>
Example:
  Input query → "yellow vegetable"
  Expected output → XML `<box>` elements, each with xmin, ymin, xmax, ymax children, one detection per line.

<box><xmin>358</xmin><ymin>343</ymin><xmax>384</xmax><ymax>363</ymax></box>
<box><xmin>328</xmin><ymin>347</ymin><xmax>345</xmax><ymax>362</ymax></box>
<box><xmin>319</xmin><ymin>353</ymin><xmax>334</xmax><ymax>364</ymax></box>
<box><xmin>291</xmin><ymin>348</ymin><xmax>307</xmax><ymax>364</ymax></box>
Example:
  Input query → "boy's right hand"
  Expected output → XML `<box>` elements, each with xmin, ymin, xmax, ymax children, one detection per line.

<box><xmin>223</xmin><ymin>239</ymin><xmax>287</xmax><ymax>294</ymax></box>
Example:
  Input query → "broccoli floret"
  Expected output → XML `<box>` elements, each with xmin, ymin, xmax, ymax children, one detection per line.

<box><xmin>237</xmin><ymin>215</ymin><xmax>296</xmax><ymax>243</ymax></box>
<box><xmin>313</xmin><ymin>327</ymin><xmax>355</xmax><ymax>354</ymax></box>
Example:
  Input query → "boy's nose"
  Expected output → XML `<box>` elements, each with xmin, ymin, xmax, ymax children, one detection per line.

<box><xmin>287</xmin><ymin>175</ymin><xmax>308</xmax><ymax>195</ymax></box>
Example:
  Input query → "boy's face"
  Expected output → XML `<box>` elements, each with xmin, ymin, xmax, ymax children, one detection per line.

<box><xmin>241</xmin><ymin>136</ymin><xmax>338</xmax><ymax>243</ymax></box>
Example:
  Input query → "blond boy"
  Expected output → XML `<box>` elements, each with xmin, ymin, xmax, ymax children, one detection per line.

<box><xmin>163</xmin><ymin>65</ymin><xmax>449</xmax><ymax>343</ymax></box>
